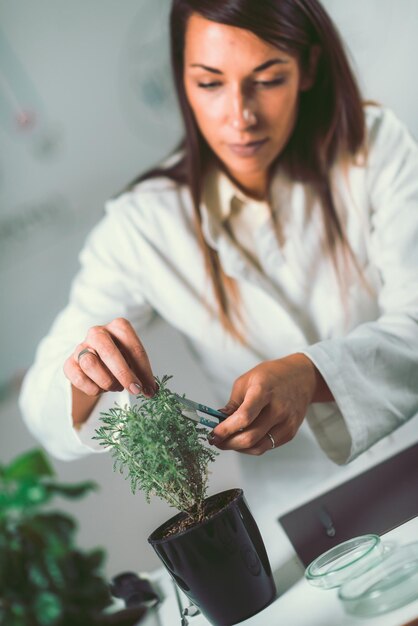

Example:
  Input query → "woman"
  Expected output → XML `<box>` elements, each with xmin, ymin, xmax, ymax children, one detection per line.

<box><xmin>19</xmin><ymin>0</ymin><xmax>418</xmax><ymax>566</ymax></box>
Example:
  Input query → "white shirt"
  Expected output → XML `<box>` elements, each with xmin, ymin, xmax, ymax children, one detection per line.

<box><xmin>19</xmin><ymin>106</ymin><xmax>418</xmax><ymax>556</ymax></box>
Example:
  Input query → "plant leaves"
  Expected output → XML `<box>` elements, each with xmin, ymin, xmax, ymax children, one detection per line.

<box><xmin>4</xmin><ymin>449</ymin><xmax>54</xmax><ymax>481</ymax></box>
<box><xmin>0</xmin><ymin>449</ymin><xmax>112</xmax><ymax>626</ymax></box>
<box><xmin>85</xmin><ymin>548</ymin><xmax>106</xmax><ymax>571</ymax></box>
<box><xmin>34</xmin><ymin>592</ymin><xmax>63</xmax><ymax>625</ymax></box>
<box><xmin>0</xmin><ymin>479</ymin><xmax>51</xmax><ymax>512</ymax></box>
<box><xmin>44</xmin><ymin>480</ymin><xmax>98</xmax><ymax>500</ymax></box>
<box><xmin>29</xmin><ymin>512</ymin><xmax>77</xmax><ymax>548</ymax></box>
<box><xmin>95</xmin><ymin>375</ymin><xmax>218</xmax><ymax>522</ymax></box>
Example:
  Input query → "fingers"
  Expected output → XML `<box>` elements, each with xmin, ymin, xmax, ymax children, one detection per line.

<box><xmin>64</xmin><ymin>318</ymin><xmax>157</xmax><ymax>397</ymax></box>
<box><xmin>100</xmin><ymin>318</ymin><xmax>156</xmax><ymax>394</ymax></box>
<box><xmin>211</xmin><ymin>383</ymin><xmax>268</xmax><ymax>442</ymax></box>
<box><xmin>212</xmin><ymin>403</ymin><xmax>274</xmax><ymax>451</ymax></box>
<box><xmin>210</xmin><ymin>357</ymin><xmax>312</xmax><ymax>454</ymax></box>
<box><xmin>74</xmin><ymin>340</ymin><xmax>125</xmax><ymax>393</ymax></box>
<box><xmin>216</xmin><ymin>418</ymin><xmax>297</xmax><ymax>456</ymax></box>
<box><xmin>217</xmin><ymin>399</ymin><xmax>240</xmax><ymax>415</ymax></box>
<box><xmin>64</xmin><ymin>354</ymin><xmax>103</xmax><ymax>397</ymax></box>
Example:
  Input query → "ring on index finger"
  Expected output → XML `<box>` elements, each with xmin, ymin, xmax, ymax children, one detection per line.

<box><xmin>77</xmin><ymin>347</ymin><xmax>99</xmax><ymax>364</ymax></box>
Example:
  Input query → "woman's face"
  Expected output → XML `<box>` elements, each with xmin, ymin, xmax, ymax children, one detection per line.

<box><xmin>183</xmin><ymin>14</ymin><xmax>314</xmax><ymax>198</ymax></box>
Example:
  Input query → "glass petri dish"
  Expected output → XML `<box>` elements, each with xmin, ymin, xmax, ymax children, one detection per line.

<box><xmin>339</xmin><ymin>541</ymin><xmax>418</xmax><ymax>617</ymax></box>
<box><xmin>305</xmin><ymin>535</ymin><xmax>386</xmax><ymax>590</ymax></box>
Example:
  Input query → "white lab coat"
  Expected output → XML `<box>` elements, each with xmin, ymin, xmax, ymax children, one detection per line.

<box><xmin>19</xmin><ymin>106</ymin><xmax>418</xmax><ymax>566</ymax></box>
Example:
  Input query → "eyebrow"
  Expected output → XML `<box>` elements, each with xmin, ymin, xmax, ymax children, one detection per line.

<box><xmin>189</xmin><ymin>58</ymin><xmax>289</xmax><ymax>74</ymax></box>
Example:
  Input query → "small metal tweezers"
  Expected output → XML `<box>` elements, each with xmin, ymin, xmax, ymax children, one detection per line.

<box><xmin>174</xmin><ymin>394</ymin><xmax>227</xmax><ymax>429</ymax></box>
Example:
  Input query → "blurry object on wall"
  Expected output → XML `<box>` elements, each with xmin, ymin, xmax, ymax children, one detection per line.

<box><xmin>0</xmin><ymin>193</ymin><xmax>75</xmax><ymax>271</ymax></box>
<box><xmin>0</xmin><ymin>28</ymin><xmax>61</xmax><ymax>158</ymax></box>
<box><xmin>118</xmin><ymin>0</ymin><xmax>183</xmax><ymax>148</ymax></box>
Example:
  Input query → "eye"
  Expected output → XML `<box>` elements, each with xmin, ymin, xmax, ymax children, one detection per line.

<box><xmin>197</xmin><ymin>81</ymin><xmax>222</xmax><ymax>90</ymax></box>
<box><xmin>255</xmin><ymin>77</ymin><xmax>286</xmax><ymax>88</ymax></box>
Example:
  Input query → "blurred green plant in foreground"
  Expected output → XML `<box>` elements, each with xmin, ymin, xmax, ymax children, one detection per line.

<box><xmin>0</xmin><ymin>449</ymin><xmax>144</xmax><ymax>626</ymax></box>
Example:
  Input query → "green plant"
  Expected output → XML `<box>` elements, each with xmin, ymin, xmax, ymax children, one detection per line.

<box><xmin>0</xmin><ymin>449</ymin><xmax>143</xmax><ymax>626</ymax></box>
<box><xmin>94</xmin><ymin>375</ymin><xmax>218</xmax><ymax>525</ymax></box>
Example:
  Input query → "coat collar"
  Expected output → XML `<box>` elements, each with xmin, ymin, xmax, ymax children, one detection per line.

<box><xmin>200</xmin><ymin>164</ymin><xmax>269</xmax><ymax>248</ymax></box>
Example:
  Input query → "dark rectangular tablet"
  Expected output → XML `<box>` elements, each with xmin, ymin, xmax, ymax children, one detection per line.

<box><xmin>278</xmin><ymin>442</ymin><xmax>418</xmax><ymax>567</ymax></box>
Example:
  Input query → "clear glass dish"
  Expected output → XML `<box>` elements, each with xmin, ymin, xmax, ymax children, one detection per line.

<box><xmin>305</xmin><ymin>534</ymin><xmax>387</xmax><ymax>590</ymax></box>
<box><xmin>338</xmin><ymin>541</ymin><xmax>418</xmax><ymax>617</ymax></box>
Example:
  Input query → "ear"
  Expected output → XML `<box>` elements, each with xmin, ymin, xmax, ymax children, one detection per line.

<box><xmin>300</xmin><ymin>44</ymin><xmax>321</xmax><ymax>92</ymax></box>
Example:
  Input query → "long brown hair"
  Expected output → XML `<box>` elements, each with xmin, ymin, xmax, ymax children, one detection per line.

<box><xmin>123</xmin><ymin>0</ymin><xmax>366</xmax><ymax>340</ymax></box>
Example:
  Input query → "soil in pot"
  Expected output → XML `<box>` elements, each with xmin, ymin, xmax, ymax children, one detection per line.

<box><xmin>153</xmin><ymin>489</ymin><xmax>238</xmax><ymax>538</ymax></box>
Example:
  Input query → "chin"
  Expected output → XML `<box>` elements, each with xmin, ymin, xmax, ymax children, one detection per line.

<box><xmin>229</xmin><ymin>158</ymin><xmax>270</xmax><ymax>175</ymax></box>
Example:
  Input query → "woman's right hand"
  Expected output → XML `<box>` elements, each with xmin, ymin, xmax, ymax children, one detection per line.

<box><xmin>64</xmin><ymin>317</ymin><xmax>157</xmax><ymax>399</ymax></box>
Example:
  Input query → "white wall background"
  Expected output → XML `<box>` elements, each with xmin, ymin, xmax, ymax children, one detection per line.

<box><xmin>0</xmin><ymin>0</ymin><xmax>417</xmax><ymax>577</ymax></box>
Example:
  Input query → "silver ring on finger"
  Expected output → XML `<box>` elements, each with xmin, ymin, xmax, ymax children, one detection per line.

<box><xmin>77</xmin><ymin>347</ymin><xmax>98</xmax><ymax>364</ymax></box>
<box><xmin>266</xmin><ymin>432</ymin><xmax>276</xmax><ymax>449</ymax></box>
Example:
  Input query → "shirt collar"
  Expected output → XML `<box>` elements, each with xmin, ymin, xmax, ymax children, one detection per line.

<box><xmin>203</xmin><ymin>164</ymin><xmax>266</xmax><ymax>221</ymax></box>
<box><xmin>200</xmin><ymin>163</ymin><xmax>274</xmax><ymax>248</ymax></box>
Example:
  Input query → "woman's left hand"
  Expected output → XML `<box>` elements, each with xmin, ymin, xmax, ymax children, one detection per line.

<box><xmin>209</xmin><ymin>354</ymin><xmax>332</xmax><ymax>455</ymax></box>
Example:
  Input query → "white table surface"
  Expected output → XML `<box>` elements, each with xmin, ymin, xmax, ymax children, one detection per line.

<box><xmin>144</xmin><ymin>515</ymin><xmax>418</xmax><ymax>626</ymax></box>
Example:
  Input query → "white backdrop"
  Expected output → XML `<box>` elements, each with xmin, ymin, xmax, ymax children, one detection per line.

<box><xmin>0</xmin><ymin>0</ymin><xmax>417</xmax><ymax>575</ymax></box>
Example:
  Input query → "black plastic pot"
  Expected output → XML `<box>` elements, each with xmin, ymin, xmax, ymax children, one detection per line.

<box><xmin>148</xmin><ymin>488</ymin><xmax>276</xmax><ymax>625</ymax></box>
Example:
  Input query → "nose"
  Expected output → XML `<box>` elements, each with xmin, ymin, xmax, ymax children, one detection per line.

<box><xmin>231</xmin><ymin>108</ymin><xmax>257</xmax><ymax>130</ymax></box>
<box><xmin>229</xmin><ymin>89</ymin><xmax>258</xmax><ymax>131</ymax></box>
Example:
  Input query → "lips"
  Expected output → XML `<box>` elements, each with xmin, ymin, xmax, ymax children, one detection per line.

<box><xmin>226</xmin><ymin>138</ymin><xmax>269</xmax><ymax>157</ymax></box>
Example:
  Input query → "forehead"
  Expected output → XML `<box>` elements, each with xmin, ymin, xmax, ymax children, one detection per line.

<box><xmin>184</xmin><ymin>13</ymin><xmax>295</xmax><ymax>68</ymax></box>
